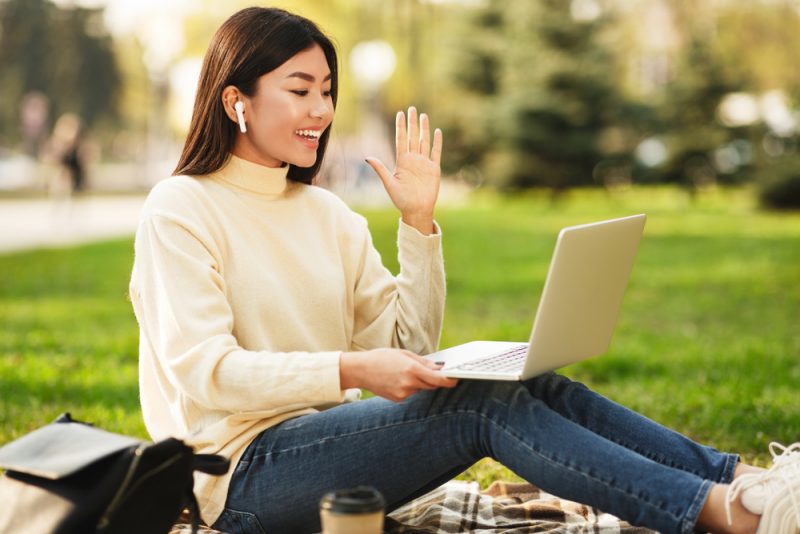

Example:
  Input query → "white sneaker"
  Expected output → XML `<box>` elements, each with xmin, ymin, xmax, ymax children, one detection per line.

<box><xmin>725</xmin><ymin>442</ymin><xmax>800</xmax><ymax>533</ymax></box>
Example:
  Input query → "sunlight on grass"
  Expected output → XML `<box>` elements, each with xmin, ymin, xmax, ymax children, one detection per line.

<box><xmin>1</xmin><ymin>186</ymin><xmax>798</xmax><ymax>485</ymax></box>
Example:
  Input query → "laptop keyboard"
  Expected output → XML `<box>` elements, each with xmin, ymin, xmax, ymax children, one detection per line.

<box><xmin>449</xmin><ymin>345</ymin><xmax>528</xmax><ymax>373</ymax></box>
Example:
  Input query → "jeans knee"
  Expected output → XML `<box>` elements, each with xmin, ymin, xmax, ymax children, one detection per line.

<box><xmin>456</xmin><ymin>378</ymin><xmax>527</xmax><ymax>402</ymax></box>
<box><xmin>426</xmin><ymin>379</ymin><xmax>534</xmax><ymax>423</ymax></box>
<box><xmin>523</xmin><ymin>372</ymin><xmax>586</xmax><ymax>403</ymax></box>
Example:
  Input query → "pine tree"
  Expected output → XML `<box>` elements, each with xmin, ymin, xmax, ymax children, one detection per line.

<box><xmin>658</xmin><ymin>27</ymin><xmax>741</xmax><ymax>190</ymax></box>
<box><xmin>440</xmin><ymin>0</ymin><xmax>638</xmax><ymax>190</ymax></box>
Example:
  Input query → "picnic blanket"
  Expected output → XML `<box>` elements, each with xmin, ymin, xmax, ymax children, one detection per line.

<box><xmin>170</xmin><ymin>480</ymin><xmax>658</xmax><ymax>533</ymax></box>
<box><xmin>385</xmin><ymin>481</ymin><xmax>656</xmax><ymax>533</ymax></box>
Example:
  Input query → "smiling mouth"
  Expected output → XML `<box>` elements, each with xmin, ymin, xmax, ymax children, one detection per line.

<box><xmin>295</xmin><ymin>129</ymin><xmax>322</xmax><ymax>140</ymax></box>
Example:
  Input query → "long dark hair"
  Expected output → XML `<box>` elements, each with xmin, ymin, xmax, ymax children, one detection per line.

<box><xmin>173</xmin><ymin>7</ymin><xmax>338</xmax><ymax>184</ymax></box>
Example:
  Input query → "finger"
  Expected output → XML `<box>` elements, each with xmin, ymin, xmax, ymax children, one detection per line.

<box><xmin>421</xmin><ymin>359</ymin><xmax>442</xmax><ymax>370</ymax></box>
<box><xmin>409</xmin><ymin>371</ymin><xmax>440</xmax><ymax>390</ymax></box>
<box><xmin>431</xmin><ymin>128</ymin><xmax>443</xmax><ymax>166</ymax></box>
<box><xmin>435</xmin><ymin>372</ymin><xmax>459</xmax><ymax>388</ymax></box>
<box><xmin>408</xmin><ymin>353</ymin><xmax>441</xmax><ymax>370</ymax></box>
<box><xmin>365</xmin><ymin>157</ymin><xmax>393</xmax><ymax>188</ymax></box>
<box><xmin>418</xmin><ymin>370</ymin><xmax>458</xmax><ymax>389</ymax></box>
<box><xmin>396</xmin><ymin>111</ymin><xmax>407</xmax><ymax>155</ymax></box>
<box><xmin>407</xmin><ymin>106</ymin><xmax>419</xmax><ymax>153</ymax></box>
<box><xmin>413</xmin><ymin>363</ymin><xmax>459</xmax><ymax>389</ymax></box>
<box><xmin>416</xmin><ymin>376</ymin><xmax>442</xmax><ymax>390</ymax></box>
<box><xmin>442</xmin><ymin>377</ymin><xmax>459</xmax><ymax>388</ymax></box>
<box><xmin>419</xmin><ymin>113</ymin><xmax>431</xmax><ymax>156</ymax></box>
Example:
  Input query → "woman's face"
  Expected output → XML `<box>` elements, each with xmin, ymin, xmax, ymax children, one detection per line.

<box><xmin>235</xmin><ymin>43</ymin><xmax>334</xmax><ymax>168</ymax></box>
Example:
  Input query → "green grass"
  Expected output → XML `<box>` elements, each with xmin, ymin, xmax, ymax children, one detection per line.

<box><xmin>2</xmin><ymin>186</ymin><xmax>799</xmax><ymax>485</ymax></box>
<box><xmin>0</xmin><ymin>240</ymin><xmax>144</xmax><ymax>438</ymax></box>
<box><xmin>361</xmin><ymin>185</ymin><xmax>800</xmax><ymax>480</ymax></box>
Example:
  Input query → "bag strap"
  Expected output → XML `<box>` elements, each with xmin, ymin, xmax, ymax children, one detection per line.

<box><xmin>182</xmin><ymin>454</ymin><xmax>229</xmax><ymax>533</ymax></box>
<box><xmin>185</xmin><ymin>488</ymin><xmax>202</xmax><ymax>534</ymax></box>
<box><xmin>193</xmin><ymin>454</ymin><xmax>230</xmax><ymax>476</ymax></box>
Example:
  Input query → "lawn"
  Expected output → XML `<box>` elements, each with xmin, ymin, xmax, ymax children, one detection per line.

<box><xmin>1</xmin><ymin>185</ymin><xmax>799</xmax><ymax>483</ymax></box>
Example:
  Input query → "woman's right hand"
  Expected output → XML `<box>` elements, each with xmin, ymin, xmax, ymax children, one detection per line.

<box><xmin>340</xmin><ymin>349</ymin><xmax>459</xmax><ymax>402</ymax></box>
<box><xmin>365</xmin><ymin>107</ymin><xmax>443</xmax><ymax>236</ymax></box>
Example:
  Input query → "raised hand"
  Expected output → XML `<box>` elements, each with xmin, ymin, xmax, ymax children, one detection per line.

<box><xmin>365</xmin><ymin>107</ymin><xmax>443</xmax><ymax>235</ymax></box>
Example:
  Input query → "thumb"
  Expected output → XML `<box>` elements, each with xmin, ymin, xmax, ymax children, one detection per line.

<box><xmin>365</xmin><ymin>157</ymin><xmax>392</xmax><ymax>189</ymax></box>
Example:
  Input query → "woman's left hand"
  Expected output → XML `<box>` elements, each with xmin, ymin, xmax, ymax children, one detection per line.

<box><xmin>366</xmin><ymin>107</ymin><xmax>443</xmax><ymax>235</ymax></box>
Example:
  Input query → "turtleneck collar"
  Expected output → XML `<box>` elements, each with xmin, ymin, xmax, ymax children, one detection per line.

<box><xmin>213</xmin><ymin>154</ymin><xmax>290</xmax><ymax>196</ymax></box>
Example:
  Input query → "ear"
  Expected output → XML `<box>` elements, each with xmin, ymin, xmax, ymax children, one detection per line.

<box><xmin>221</xmin><ymin>86</ymin><xmax>243</xmax><ymax>124</ymax></box>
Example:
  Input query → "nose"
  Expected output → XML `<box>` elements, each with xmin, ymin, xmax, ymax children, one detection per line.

<box><xmin>310</xmin><ymin>94</ymin><xmax>332</xmax><ymax>121</ymax></box>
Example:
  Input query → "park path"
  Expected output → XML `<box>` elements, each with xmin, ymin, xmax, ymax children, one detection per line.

<box><xmin>0</xmin><ymin>178</ymin><xmax>470</xmax><ymax>254</ymax></box>
<box><xmin>0</xmin><ymin>195</ymin><xmax>146</xmax><ymax>254</ymax></box>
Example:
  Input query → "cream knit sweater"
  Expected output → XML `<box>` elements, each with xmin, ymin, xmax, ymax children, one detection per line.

<box><xmin>129</xmin><ymin>154</ymin><xmax>445</xmax><ymax>524</ymax></box>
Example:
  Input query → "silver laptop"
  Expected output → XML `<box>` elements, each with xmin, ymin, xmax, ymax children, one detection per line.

<box><xmin>424</xmin><ymin>214</ymin><xmax>646</xmax><ymax>380</ymax></box>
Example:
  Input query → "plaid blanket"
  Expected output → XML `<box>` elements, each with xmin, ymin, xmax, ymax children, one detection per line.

<box><xmin>385</xmin><ymin>481</ymin><xmax>657</xmax><ymax>533</ymax></box>
<box><xmin>170</xmin><ymin>481</ymin><xmax>658</xmax><ymax>534</ymax></box>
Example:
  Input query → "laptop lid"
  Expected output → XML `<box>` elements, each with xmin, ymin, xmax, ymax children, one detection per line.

<box><xmin>519</xmin><ymin>213</ymin><xmax>646</xmax><ymax>379</ymax></box>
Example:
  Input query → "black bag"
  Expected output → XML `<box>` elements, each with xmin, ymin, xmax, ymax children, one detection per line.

<box><xmin>0</xmin><ymin>413</ymin><xmax>229</xmax><ymax>534</ymax></box>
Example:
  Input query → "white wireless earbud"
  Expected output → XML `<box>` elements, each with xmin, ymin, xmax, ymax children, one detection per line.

<box><xmin>234</xmin><ymin>101</ymin><xmax>247</xmax><ymax>133</ymax></box>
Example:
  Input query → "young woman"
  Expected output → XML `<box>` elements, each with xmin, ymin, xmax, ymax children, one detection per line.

<box><xmin>130</xmin><ymin>7</ymin><xmax>799</xmax><ymax>534</ymax></box>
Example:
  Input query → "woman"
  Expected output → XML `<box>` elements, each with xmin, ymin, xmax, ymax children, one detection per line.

<box><xmin>130</xmin><ymin>7</ymin><xmax>798</xmax><ymax>534</ymax></box>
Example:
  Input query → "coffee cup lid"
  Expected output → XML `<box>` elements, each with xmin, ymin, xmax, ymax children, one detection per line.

<box><xmin>320</xmin><ymin>486</ymin><xmax>385</xmax><ymax>514</ymax></box>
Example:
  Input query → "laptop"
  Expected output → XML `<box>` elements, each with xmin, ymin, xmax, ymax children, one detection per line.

<box><xmin>423</xmin><ymin>214</ymin><xmax>646</xmax><ymax>381</ymax></box>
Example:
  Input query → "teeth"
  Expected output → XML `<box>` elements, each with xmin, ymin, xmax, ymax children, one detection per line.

<box><xmin>295</xmin><ymin>129</ymin><xmax>321</xmax><ymax>138</ymax></box>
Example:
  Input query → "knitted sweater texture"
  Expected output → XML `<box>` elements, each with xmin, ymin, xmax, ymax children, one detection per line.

<box><xmin>129</xmin><ymin>154</ymin><xmax>445</xmax><ymax>524</ymax></box>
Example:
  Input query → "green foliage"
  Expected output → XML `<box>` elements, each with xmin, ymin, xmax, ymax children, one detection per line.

<box><xmin>0</xmin><ymin>0</ymin><xmax>121</xmax><ymax>148</ymax></box>
<box><xmin>656</xmin><ymin>25</ymin><xmax>743</xmax><ymax>188</ymax></box>
<box><xmin>758</xmin><ymin>156</ymin><xmax>800</xmax><ymax>210</ymax></box>
<box><xmin>1</xmin><ymin>189</ymin><xmax>799</xmax><ymax>484</ymax></box>
<box><xmin>714</xmin><ymin>4</ymin><xmax>800</xmax><ymax>92</ymax></box>
<box><xmin>428</xmin><ymin>0</ymin><xmax>800</xmax><ymax>197</ymax></box>
<box><xmin>437</xmin><ymin>0</ymin><xmax>642</xmax><ymax>190</ymax></box>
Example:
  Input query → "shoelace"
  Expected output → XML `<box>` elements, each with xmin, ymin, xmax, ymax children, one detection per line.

<box><xmin>724</xmin><ymin>442</ymin><xmax>800</xmax><ymax>526</ymax></box>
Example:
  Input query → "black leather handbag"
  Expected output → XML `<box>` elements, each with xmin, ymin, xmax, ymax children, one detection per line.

<box><xmin>0</xmin><ymin>413</ymin><xmax>229</xmax><ymax>534</ymax></box>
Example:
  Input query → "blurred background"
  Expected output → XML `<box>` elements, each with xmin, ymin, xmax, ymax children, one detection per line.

<box><xmin>1</xmin><ymin>0</ymin><xmax>799</xmax><ymax>468</ymax></box>
<box><xmin>1</xmin><ymin>0</ymin><xmax>800</xmax><ymax>206</ymax></box>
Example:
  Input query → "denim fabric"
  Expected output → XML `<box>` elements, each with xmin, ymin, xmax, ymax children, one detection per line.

<box><xmin>213</xmin><ymin>373</ymin><xmax>738</xmax><ymax>534</ymax></box>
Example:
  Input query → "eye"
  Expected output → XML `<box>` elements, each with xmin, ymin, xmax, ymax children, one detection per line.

<box><xmin>290</xmin><ymin>90</ymin><xmax>309</xmax><ymax>96</ymax></box>
<box><xmin>323</xmin><ymin>90</ymin><xmax>332</xmax><ymax>97</ymax></box>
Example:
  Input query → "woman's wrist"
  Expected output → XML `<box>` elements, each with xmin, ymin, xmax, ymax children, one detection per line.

<box><xmin>401</xmin><ymin>212</ymin><xmax>435</xmax><ymax>236</ymax></box>
<box><xmin>339</xmin><ymin>351</ymin><xmax>363</xmax><ymax>390</ymax></box>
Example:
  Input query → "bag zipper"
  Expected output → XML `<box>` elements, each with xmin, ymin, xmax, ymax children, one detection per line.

<box><xmin>97</xmin><ymin>444</ymin><xmax>187</xmax><ymax>530</ymax></box>
<box><xmin>97</xmin><ymin>444</ymin><xmax>145</xmax><ymax>529</ymax></box>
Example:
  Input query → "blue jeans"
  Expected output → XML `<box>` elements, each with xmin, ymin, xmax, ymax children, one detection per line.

<box><xmin>212</xmin><ymin>373</ymin><xmax>738</xmax><ymax>534</ymax></box>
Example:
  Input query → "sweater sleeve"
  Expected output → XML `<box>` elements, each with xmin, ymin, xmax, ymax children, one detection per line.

<box><xmin>350</xmin><ymin>218</ymin><xmax>446</xmax><ymax>355</ymax></box>
<box><xmin>130</xmin><ymin>212</ymin><xmax>346</xmax><ymax>413</ymax></box>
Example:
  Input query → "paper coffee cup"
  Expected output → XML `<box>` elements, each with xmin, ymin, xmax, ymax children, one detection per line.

<box><xmin>319</xmin><ymin>486</ymin><xmax>385</xmax><ymax>534</ymax></box>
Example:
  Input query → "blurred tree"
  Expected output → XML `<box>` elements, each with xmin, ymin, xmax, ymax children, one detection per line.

<box><xmin>0</xmin><ymin>0</ymin><xmax>121</xmax><ymax>152</ymax></box>
<box><xmin>421</xmin><ymin>0</ymin><xmax>500</xmax><ymax>180</ymax></box>
<box><xmin>648</xmin><ymin>2</ymin><xmax>748</xmax><ymax>193</ymax></box>
<box><xmin>712</xmin><ymin>1</ymin><xmax>800</xmax><ymax>205</ymax></box>
<box><xmin>658</xmin><ymin>32</ymin><xmax>740</xmax><ymax>190</ymax></box>
<box><xmin>436</xmin><ymin>0</ymin><xmax>643</xmax><ymax>190</ymax></box>
<box><xmin>715</xmin><ymin>3</ymin><xmax>800</xmax><ymax>94</ymax></box>
<box><xmin>165</xmin><ymin>0</ymin><xmax>800</xmax><ymax>199</ymax></box>
<box><xmin>758</xmin><ymin>155</ymin><xmax>800</xmax><ymax>210</ymax></box>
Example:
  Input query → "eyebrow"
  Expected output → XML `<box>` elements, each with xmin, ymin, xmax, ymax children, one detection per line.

<box><xmin>286</xmin><ymin>71</ymin><xmax>332</xmax><ymax>82</ymax></box>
